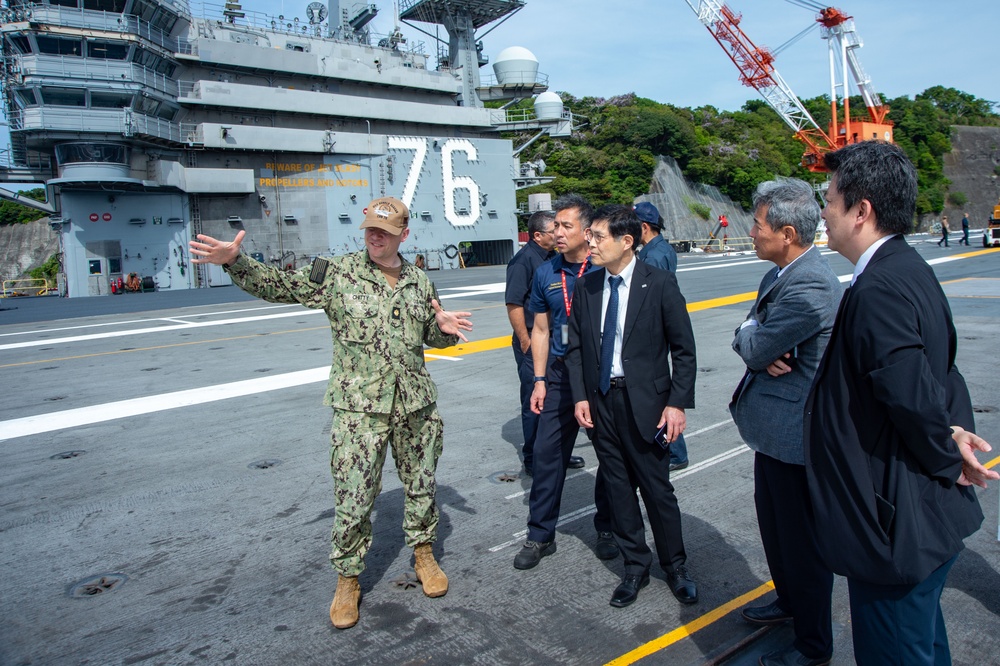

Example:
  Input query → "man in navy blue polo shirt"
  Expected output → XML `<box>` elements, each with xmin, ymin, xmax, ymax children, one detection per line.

<box><xmin>505</xmin><ymin>210</ymin><xmax>563</xmax><ymax>476</ymax></box>
<box><xmin>634</xmin><ymin>201</ymin><xmax>688</xmax><ymax>471</ymax></box>
<box><xmin>513</xmin><ymin>194</ymin><xmax>616</xmax><ymax>569</ymax></box>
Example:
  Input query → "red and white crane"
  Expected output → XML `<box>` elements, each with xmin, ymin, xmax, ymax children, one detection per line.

<box><xmin>684</xmin><ymin>0</ymin><xmax>893</xmax><ymax>172</ymax></box>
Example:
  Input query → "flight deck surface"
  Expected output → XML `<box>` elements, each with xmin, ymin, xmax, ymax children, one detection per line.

<box><xmin>2</xmin><ymin>238</ymin><xmax>998</xmax><ymax>665</ymax></box>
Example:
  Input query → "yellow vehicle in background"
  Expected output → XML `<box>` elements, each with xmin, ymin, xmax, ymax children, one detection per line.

<box><xmin>985</xmin><ymin>202</ymin><xmax>1000</xmax><ymax>247</ymax></box>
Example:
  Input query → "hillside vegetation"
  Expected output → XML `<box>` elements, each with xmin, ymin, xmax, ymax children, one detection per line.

<box><xmin>1</xmin><ymin>88</ymin><xmax>996</xmax><ymax>229</ymax></box>
<box><xmin>510</xmin><ymin>86</ymin><xmax>1000</xmax><ymax>218</ymax></box>
<box><xmin>0</xmin><ymin>188</ymin><xmax>47</xmax><ymax>226</ymax></box>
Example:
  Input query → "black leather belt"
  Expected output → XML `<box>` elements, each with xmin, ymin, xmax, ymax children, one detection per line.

<box><xmin>609</xmin><ymin>377</ymin><xmax>626</xmax><ymax>389</ymax></box>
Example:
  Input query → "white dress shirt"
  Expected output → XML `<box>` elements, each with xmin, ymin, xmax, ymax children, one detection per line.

<box><xmin>600</xmin><ymin>256</ymin><xmax>637</xmax><ymax>378</ymax></box>
<box><xmin>852</xmin><ymin>234</ymin><xmax>899</xmax><ymax>285</ymax></box>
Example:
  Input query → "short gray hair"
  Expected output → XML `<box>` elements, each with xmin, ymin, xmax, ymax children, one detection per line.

<box><xmin>751</xmin><ymin>178</ymin><xmax>820</xmax><ymax>247</ymax></box>
<box><xmin>527</xmin><ymin>210</ymin><xmax>556</xmax><ymax>236</ymax></box>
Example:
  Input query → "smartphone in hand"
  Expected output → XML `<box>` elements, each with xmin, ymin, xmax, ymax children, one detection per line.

<box><xmin>654</xmin><ymin>422</ymin><xmax>671</xmax><ymax>451</ymax></box>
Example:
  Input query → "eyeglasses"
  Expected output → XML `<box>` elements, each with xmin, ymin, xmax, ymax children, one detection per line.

<box><xmin>584</xmin><ymin>229</ymin><xmax>610</xmax><ymax>244</ymax></box>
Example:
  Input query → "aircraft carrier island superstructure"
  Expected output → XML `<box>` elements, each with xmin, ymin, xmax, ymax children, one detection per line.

<box><xmin>0</xmin><ymin>0</ymin><xmax>570</xmax><ymax>296</ymax></box>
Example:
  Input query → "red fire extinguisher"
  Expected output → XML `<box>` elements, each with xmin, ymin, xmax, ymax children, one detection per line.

<box><xmin>117</xmin><ymin>276</ymin><xmax>124</xmax><ymax>292</ymax></box>
<box><xmin>110</xmin><ymin>277</ymin><xmax>117</xmax><ymax>294</ymax></box>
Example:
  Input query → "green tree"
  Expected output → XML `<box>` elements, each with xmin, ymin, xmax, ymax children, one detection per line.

<box><xmin>0</xmin><ymin>188</ymin><xmax>48</xmax><ymax>226</ymax></box>
<box><xmin>507</xmin><ymin>86</ymin><xmax>998</xmax><ymax>219</ymax></box>
<box><xmin>28</xmin><ymin>253</ymin><xmax>60</xmax><ymax>283</ymax></box>
<box><xmin>917</xmin><ymin>86</ymin><xmax>999</xmax><ymax>125</ymax></box>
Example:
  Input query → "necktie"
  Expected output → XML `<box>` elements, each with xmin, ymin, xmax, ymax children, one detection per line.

<box><xmin>600</xmin><ymin>275</ymin><xmax>623</xmax><ymax>394</ymax></box>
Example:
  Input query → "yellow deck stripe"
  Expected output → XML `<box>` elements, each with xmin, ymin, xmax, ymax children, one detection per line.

<box><xmin>426</xmin><ymin>291</ymin><xmax>759</xmax><ymax>359</ymax></box>
<box><xmin>605</xmin><ymin>581</ymin><xmax>776</xmax><ymax>666</ymax></box>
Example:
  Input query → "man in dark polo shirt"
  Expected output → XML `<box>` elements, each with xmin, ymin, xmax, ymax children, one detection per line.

<box><xmin>513</xmin><ymin>194</ymin><xmax>616</xmax><ymax>569</ymax></box>
<box><xmin>507</xmin><ymin>210</ymin><xmax>577</xmax><ymax>476</ymax></box>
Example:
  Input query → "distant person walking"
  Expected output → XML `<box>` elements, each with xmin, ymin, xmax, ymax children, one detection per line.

<box><xmin>937</xmin><ymin>215</ymin><xmax>950</xmax><ymax>247</ymax></box>
<box><xmin>960</xmin><ymin>212</ymin><xmax>970</xmax><ymax>245</ymax></box>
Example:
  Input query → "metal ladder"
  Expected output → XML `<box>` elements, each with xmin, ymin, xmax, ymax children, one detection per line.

<box><xmin>187</xmin><ymin>149</ymin><xmax>206</xmax><ymax>287</ymax></box>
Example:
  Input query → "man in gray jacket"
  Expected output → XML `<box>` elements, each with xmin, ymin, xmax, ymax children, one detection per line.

<box><xmin>730</xmin><ymin>179</ymin><xmax>842</xmax><ymax>666</ymax></box>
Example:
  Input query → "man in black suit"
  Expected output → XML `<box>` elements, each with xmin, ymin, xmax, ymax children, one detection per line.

<box><xmin>566</xmin><ymin>205</ymin><xmax>698</xmax><ymax>608</ymax></box>
<box><xmin>805</xmin><ymin>141</ymin><xmax>999</xmax><ymax>665</ymax></box>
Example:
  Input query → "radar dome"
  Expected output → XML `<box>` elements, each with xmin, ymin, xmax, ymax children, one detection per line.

<box><xmin>534</xmin><ymin>91</ymin><xmax>563</xmax><ymax>121</ymax></box>
<box><xmin>493</xmin><ymin>46</ymin><xmax>539</xmax><ymax>85</ymax></box>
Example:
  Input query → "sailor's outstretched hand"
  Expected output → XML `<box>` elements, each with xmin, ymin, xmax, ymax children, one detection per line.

<box><xmin>190</xmin><ymin>231</ymin><xmax>245</xmax><ymax>266</ymax></box>
<box><xmin>431</xmin><ymin>299</ymin><xmax>472</xmax><ymax>342</ymax></box>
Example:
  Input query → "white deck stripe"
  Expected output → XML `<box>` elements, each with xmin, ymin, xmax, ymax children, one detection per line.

<box><xmin>503</xmin><ymin>419</ymin><xmax>737</xmax><ymax>500</ymax></box>
<box><xmin>0</xmin><ymin>367</ymin><xmax>329</xmax><ymax>442</ymax></box>
<box><xmin>0</xmin><ymin>308</ymin><xmax>324</xmax><ymax>351</ymax></box>
<box><xmin>0</xmin><ymin>303</ymin><xmax>298</xmax><ymax>338</ymax></box>
<box><xmin>489</xmin><ymin>439</ymin><xmax>750</xmax><ymax>553</ymax></box>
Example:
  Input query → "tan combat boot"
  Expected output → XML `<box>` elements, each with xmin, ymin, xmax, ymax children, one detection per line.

<box><xmin>413</xmin><ymin>543</ymin><xmax>449</xmax><ymax>598</ymax></box>
<box><xmin>329</xmin><ymin>574</ymin><xmax>361</xmax><ymax>629</ymax></box>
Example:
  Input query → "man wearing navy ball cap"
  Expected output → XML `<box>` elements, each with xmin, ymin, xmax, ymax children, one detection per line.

<box><xmin>634</xmin><ymin>202</ymin><xmax>677</xmax><ymax>273</ymax></box>
<box><xmin>634</xmin><ymin>201</ymin><xmax>687</xmax><ymax>470</ymax></box>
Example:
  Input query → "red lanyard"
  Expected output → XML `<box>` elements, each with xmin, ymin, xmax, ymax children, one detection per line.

<box><xmin>560</xmin><ymin>255</ymin><xmax>589</xmax><ymax>317</ymax></box>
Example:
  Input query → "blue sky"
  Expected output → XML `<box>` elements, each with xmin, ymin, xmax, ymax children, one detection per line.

<box><xmin>3</xmin><ymin>0</ymin><xmax>995</xmax><ymax>160</ymax></box>
<box><xmin>239</xmin><ymin>0</ymin><xmax>997</xmax><ymax>111</ymax></box>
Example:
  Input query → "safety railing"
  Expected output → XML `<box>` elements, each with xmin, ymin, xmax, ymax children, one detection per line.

<box><xmin>179</xmin><ymin>123</ymin><xmax>203</xmax><ymax>144</ymax></box>
<box><xmin>1</xmin><ymin>278</ymin><xmax>52</xmax><ymax>298</ymax></box>
<box><xmin>685</xmin><ymin>235</ymin><xmax>755</xmax><ymax>252</ymax></box>
<box><xmin>492</xmin><ymin>107</ymin><xmax>573</xmax><ymax>125</ymax></box>
<box><xmin>189</xmin><ymin>2</ymin><xmax>428</xmax><ymax>57</ymax></box>
<box><xmin>478</xmin><ymin>70</ymin><xmax>550</xmax><ymax>88</ymax></box>
<box><xmin>177</xmin><ymin>80</ymin><xmax>200</xmax><ymax>99</ymax></box>
<box><xmin>20</xmin><ymin>6</ymin><xmax>180</xmax><ymax>53</ymax></box>
<box><xmin>16</xmin><ymin>55</ymin><xmax>179</xmax><ymax>97</ymax></box>
<box><xmin>11</xmin><ymin>107</ymin><xmax>184</xmax><ymax>143</ymax></box>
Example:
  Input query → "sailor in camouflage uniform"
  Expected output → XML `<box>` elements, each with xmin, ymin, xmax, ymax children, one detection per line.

<box><xmin>190</xmin><ymin>197</ymin><xmax>473</xmax><ymax>630</ymax></box>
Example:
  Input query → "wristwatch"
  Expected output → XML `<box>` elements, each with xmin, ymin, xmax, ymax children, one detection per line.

<box><xmin>533</xmin><ymin>376</ymin><xmax>546</xmax><ymax>383</ymax></box>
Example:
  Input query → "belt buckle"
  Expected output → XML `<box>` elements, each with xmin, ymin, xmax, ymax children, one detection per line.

<box><xmin>609</xmin><ymin>377</ymin><xmax>625</xmax><ymax>389</ymax></box>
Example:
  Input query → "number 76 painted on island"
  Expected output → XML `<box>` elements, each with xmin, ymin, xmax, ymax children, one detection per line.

<box><xmin>388</xmin><ymin>136</ymin><xmax>481</xmax><ymax>227</ymax></box>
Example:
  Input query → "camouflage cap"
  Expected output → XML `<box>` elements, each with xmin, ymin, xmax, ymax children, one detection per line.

<box><xmin>360</xmin><ymin>197</ymin><xmax>409</xmax><ymax>235</ymax></box>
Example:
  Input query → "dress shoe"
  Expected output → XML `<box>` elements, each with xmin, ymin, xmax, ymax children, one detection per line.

<box><xmin>513</xmin><ymin>539</ymin><xmax>556</xmax><ymax>570</ymax></box>
<box><xmin>741</xmin><ymin>600</ymin><xmax>792</xmax><ymax>625</ymax></box>
<box><xmin>610</xmin><ymin>572</ymin><xmax>650</xmax><ymax>607</ymax></box>
<box><xmin>594</xmin><ymin>531</ymin><xmax>619</xmax><ymax>560</ymax></box>
<box><xmin>666</xmin><ymin>564</ymin><xmax>698</xmax><ymax>604</ymax></box>
<box><xmin>758</xmin><ymin>645</ymin><xmax>831</xmax><ymax>666</ymax></box>
<box><xmin>669</xmin><ymin>460</ymin><xmax>689</xmax><ymax>472</ymax></box>
<box><xmin>568</xmin><ymin>455</ymin><xmax>585</xmax><ymax>469</ymax></box>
